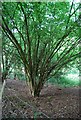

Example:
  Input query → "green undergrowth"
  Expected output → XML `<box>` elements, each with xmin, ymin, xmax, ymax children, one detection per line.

<box><xmin>47</xmin><ymin>76</ymin><xmax>79</xmax><ymax>87</ymax></box>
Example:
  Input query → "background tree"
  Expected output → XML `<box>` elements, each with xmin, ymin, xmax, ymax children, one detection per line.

<box><xmin>2</xmin><ymin>2</ymin><xmax>81</xmax><ymax>97</ymax></box>
<box><xmin>2</xmin><ymin>32</ymin><xmax>25</xmax><ymax>81</ymax></box>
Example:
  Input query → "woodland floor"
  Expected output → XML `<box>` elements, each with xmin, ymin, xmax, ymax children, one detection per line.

<box><xmin>2</xmin><ymin>79</ymin><xmax>81</xmax><ymax>119</ymax></box>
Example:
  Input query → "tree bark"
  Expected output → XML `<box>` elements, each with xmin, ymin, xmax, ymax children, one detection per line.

<box><xmin>27</xmin><ymin>81</ymin><xmax>39</xmax><ymax>97</ymax></box>
<box><xmin>26</xmin><ymin>78</ymin><xmax>43</xmax><ymax>97</ymax></box>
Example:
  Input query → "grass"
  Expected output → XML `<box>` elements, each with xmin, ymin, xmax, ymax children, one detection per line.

<box><xmin>48</xmin><ymin>76</ymin><xmax>79</xmax><ymax>87</ymax></box>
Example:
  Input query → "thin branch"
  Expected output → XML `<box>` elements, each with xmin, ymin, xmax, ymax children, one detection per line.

<box><xmin>2</xmin><ymin>17</ymin><xmax>30</xmax><ymax>76</ymax></box>
<box><xmin>45</xmin><ymin>26</ymin><xmax>74</xmax><ymax>67</ymax></box>
<box><xmin>19</xmin><ymin>3</ymin><xmax>34</xmax><ymax>85</ymax></box>
<box><xmin>65</xmin><ymin>0</ymin><xmax>74</xmax><ymax>30</ymax></box>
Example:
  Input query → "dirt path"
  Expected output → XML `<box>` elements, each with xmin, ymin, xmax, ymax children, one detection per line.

<box><xmin>2</xmin><ymin>79</ymin><xmax>81</xmax><ymax>119</ymax></box>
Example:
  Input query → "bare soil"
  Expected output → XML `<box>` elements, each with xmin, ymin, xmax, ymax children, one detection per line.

<box><xmin>2</xmin><ymin>79</ymin><xmax>81</xmax><ymax>119</ymax></box>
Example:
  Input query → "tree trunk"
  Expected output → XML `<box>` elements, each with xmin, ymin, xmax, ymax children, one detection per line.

<box><xmin>25</xmin><ymin>68</ymin><xmax>44</xmax><ymax>97</ymax></box>
<box><xmin>31</xmin><ymin>88</ymin><xmax>40</xmax><ymax>97</ymax></box>
<box><xmin>27</xmin><ymin>81</ymin><xmax>41</xmax><ymax>97</ymax></box>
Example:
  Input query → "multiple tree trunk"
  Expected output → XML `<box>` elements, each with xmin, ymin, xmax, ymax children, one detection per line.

<box><xmin>2</xmin><ymin>2</ymin><xmax>81</xmax><ymax>97</ymax></box>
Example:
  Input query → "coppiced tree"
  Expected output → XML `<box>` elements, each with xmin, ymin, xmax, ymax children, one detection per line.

<box><xmin>2</xmin><ymin>2</ymin><xmax>81</xmax><ymax>97</ymax></box>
